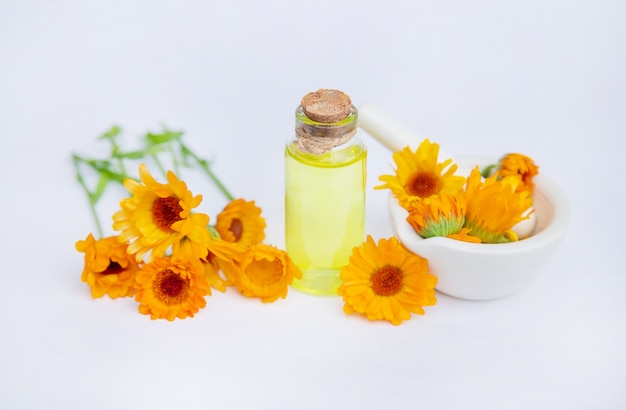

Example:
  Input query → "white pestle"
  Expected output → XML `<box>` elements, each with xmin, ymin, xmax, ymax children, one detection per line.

<box><xmin>358</xmin><ymin>103</ymin><xmax>421</xmax><ymax>152</ymax></box>
<box><xmin>359</xmin><ymin>102</ymin><xmax>458</xmax><ymax>171</ymax></box>
<box><xmin>359</xmin><ymin>102</ymin><xmax>536</xmax><ymax>240</ymax></box>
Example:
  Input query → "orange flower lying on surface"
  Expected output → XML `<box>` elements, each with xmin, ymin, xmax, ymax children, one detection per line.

<box><xmin>173</xmin><ymin>228</ymin><xmax>244</xmax><ymax>280</ymax></box>
<box><xmin>112</xmin><ymin>163</ymin><xmax>209</xmax><ymax>263</ymax></box>
<box><xmin>376</xmin><ymin>139</ymin><xmax>465</xmax><ymax>208</ymax></box>
<box><xmin>215</xmin><ymin>198</ymin><xmax>266</xmax><ymax>247</ymax></box>
<box><xmin>201</xmin><ymin>251</ymin><xmax>232</xmax><ymax>293</ymax></box>
<box><xmin>134</xmin><ymin>256</ymin><xmax>210</xmax><ymax>321</ymax></box>
<box><xmin>228</xmin><ymin>243</ymin><xmax>302</xmax><ymax>303</ymax></box>
<box><xmin>338</xmin><ymin>236</ymin><xmax>437</xmax><ymax>326</ymax></box>
<box><xmin>495</xmin><ymin>153</ymin><xmax>539</xmax><ymax>194</ymax></box>
<box><xmin>200</xmin><ymin>239</ymin><xmax>247</xmax><ymax>293</ymax></box>
<box><xmin>76</xmin><ymin>234</ymin><xmax>140</xmax><ymax>299</ymax></box>
<box><xmin>74</xmin><ymin>128</ymin><xmax>304</xmax><ymax>322</ymax></box>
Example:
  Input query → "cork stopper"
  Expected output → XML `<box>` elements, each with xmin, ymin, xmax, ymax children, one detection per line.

<box><xmin>301</xmin><ymin>89</ymin><xmax>352</xmax><ymax>123</ymax></box>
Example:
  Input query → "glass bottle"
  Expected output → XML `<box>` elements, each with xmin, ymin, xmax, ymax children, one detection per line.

<box><xmin>285</xmin><ymin>89</ymin><xmax>367</xmax><ymax>295</ymax></box>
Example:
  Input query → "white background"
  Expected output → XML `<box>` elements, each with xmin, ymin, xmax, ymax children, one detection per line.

<box><xmin>1</xmin><ymin>1</ymin><xmax>625</xmax><ymax>409</ymax></box>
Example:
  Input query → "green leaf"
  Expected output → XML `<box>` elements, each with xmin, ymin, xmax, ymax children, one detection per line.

<box><xmin>90</xmin><ymin>159</ymin><xmax>113</xmax><ymax>169</ymax></box>
<box><xmin>91</xmin><ymin>173</ymin><xmax>110</xmax><ymax>202</ymax></box>
<box><xmin>115</xmin><ymin>150</ymin><xmax>146</xmax><ymax>159</ymax></box>
<box><xmin>145</xmin><ymin>144</ymin><xmax>167</xmax><ymax>155</ymax></box>
<box><xmin>97</xmin><ymin>168</ymin><xmax>129</xmax><ymax>184</ymax></box>
<box><xmin>98</xmin><ymin>125</ymin><xmax>122</xmax><ymax>142</ymax></box>
<box><xmin>146</xmin><ymin>129</ymin><xmax>183</xmax><ymax>145</ymax></box>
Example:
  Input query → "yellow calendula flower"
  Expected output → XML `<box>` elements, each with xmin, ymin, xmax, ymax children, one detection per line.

<box><xmin>377</xmin><ymin>139</ymin><xmax>465</xmax><ymax>208</ymax></box>
<box><xmin>75</xmin><ymin>234</ymin><xmax>140</xmax><ymax>299</ymax></box>
<box><xmin>170</xmin><ymin>222</ymin><xmax>241</xmax><ymax>269</ymax></box>
<box><xmin>495</xmin><ymin>153</ymin><xmax>539</xmax><ymax>193</ymax></box>
<box><xmin>446</xmin><ymin>227</ymin><xmax>482</xmax><ymax>243</ymax></box>
<box><xmin>406</xmin><ymin>193</ymin><xmax>464</xmax><ymax>238</ymax></box>
<box><xmin>229</xmin><ymin>243</ymin><xmax>302</xmax><ymax>303</ymax></box>
<box><xmin>338</xmin><ymin>236</ymin><xmax>437</xmax><ymax>326</ymax></box>
<box><xmin>112</xmin><ymin>163</ymin><xmax>209</xmax><ymax>263</ymax></box>
<box><xmin>215</xmin><ymin>198</ymin><xmax>266</xmax><ymax>247</ymax></box>
<box><xmin>406</xmin><ymin>193</ymin><xmax>480</xmax><ymax>243</ymax></box>
<box><xmin>464</xmin><ymin>167</ymin><xmax>533</xmax><ymax>243</ymax></box>
<box><xmin>201</xmin><ymin>252</ymin><xmax>231</xmax><ymax>292</ymax></box>
<box><xmin>198</xmin><ymin>239</ymin><xmax>246</xmax><ymax>292</ymax></box>
<box><xmin>134</xmin><ymin>256</ymin><xmax>209</xmax><ymax>321</ymax></box>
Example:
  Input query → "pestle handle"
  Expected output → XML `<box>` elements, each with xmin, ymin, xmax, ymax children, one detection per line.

<box><xmin>358</xmin><ymin>102</ymin><xmax>455</xmax><ymax>169</ymax></box>
<box><xmin>358</xmin><ymin>103</ymin><xmax>421</xmax><ymax>152</ymax></box>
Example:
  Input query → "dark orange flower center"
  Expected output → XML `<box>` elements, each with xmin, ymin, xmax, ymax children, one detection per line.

<box><xmin>152</xmin><ymin>196</ymin><xmax>183</xmax><ymax>232</ymax></box>
<box><xmin>102</xmin><ymin>260</ymin><xmax>124</xmax><ymax>275</ymax></box>
<box><xmin>371</xmin><ymin>265</ymin><xmax>403</xmax><ymax>296</ymax></box>
<box><xmin>204</xmin><ymin>251</ymin><xmax>216</xmax><ymax>263</ymax></box>
<box><xmin>406</xmin><ymin>171</ymin><xmax>440</xmax><ymax>198</ymax></box>
<box><xmin>154</xmin><ymin>269</ymin><xmax>189</xmax><ymax>305</ymax></box>
<box><xmin>229</xmin><ymin>218</ymin><xmax>243</xmax><ymax>242</ymax></box>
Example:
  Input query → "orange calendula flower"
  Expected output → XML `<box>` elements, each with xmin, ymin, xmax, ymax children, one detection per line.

<box><xmin>215</xmin><ymin>198</ymin><xmax>266</xmax><ymax>247</ymax></box>
<box><xmin>112</xmin><ymin>163</ymin><xmax>209</xmax><ymax>263</ymax></box>
<box><xmin>75</xmin><ymin>234</ymin><xmax>140</xmax><ymax>299</ymax></box>
<box><xmin>464</xmin><ymin>167</ymin><xmax>533</xmax><ymax>243</ymax></box>
<box><xmin>338</xmin><ymin>236</ymin><xmax>437</xmax><ymax>326</ymax></box>
<box><xmin>406</xmin><ymin>192</ymin><xmax>468</xmax><ymax>239</ymax></box>
<box><xmin>201</xmin><ymin>252</ymin><xmax>231</xmax><ymax>292</ymax></box>
<box><xmin>495</xmin><ymin>153</ymin><xmax>539</xmax><ymax>193</ymax></box>
<box><xmin>134</xmin><ymin>256</ymin><xmax>209</xmax><ymax>321</ymax></box>
<box><xmin>377</xmin><ymin>139</ymin><xmax>465</xmax><ymax>208</ymax></box>
<box><xmin>406</xmin><ymin>193</ymin><xmax>480</xmax><ymax>243</ymax></box>
<box><xmin>171</xmin><ymin>223</ymin><xmax>242</xmax><ymax>270</ymax></box>
<box><xmin>447</xmin><ymin>227</ymin><xmax>482</xmax><ymax>243</ymax></box>
<box><xmin>199</xmin><ymin>239</ymin><xmax>246</xmax><ymax>292</ymax></box>
<box><xmin>230</xmin><ymin>243</ymin><xmax>302</xmax><ymax>303</ymax></box>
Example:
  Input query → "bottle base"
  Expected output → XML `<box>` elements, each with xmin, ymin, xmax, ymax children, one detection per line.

<box><xmin>291</xmin><ymin>269</ymin><xmax>342</xmax><ymax>296</ymax></box>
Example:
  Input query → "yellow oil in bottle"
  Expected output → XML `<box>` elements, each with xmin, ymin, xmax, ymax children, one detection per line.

<box><xmin>285</xmin><ymin>143</ymin><xmax>366</xmax><ymax>295</ymax></box>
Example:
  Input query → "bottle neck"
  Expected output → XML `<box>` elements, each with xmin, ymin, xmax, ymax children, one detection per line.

<box><xmin>294</xmin><ymin>105</ymin><xmax>358</xmax><ymax>155</ymax></box>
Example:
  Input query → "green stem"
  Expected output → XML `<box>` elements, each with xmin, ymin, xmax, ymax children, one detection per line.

<box><xmin>169</xmin><ymin>142</ymin><xmax>182</xmax><ymax>176</ymax></box>
<box><xmin>72</xmin><ymin>154</ymin><xmax>104</xmax><ymax>237</ymax></box>
<box><xmin>180</xmin><ymin>142</ymin><xmax>234</xmax><ymax>201</ymax></box>
<box><xmin>104</xmin><ymin>127</ymin><xmax>128</xmax><ymax>177</ymax></box>
<box><xmin>115</xmin><ymin>154</ymin><xmax>127</xmax><ymax>177</ymax></box>
<box><xmin>72</xmin><ymin>126</ymin><xmax>237</xmax><ymax>241</ymax></box>
<box><xmin>150</xmin><ymin>152</ymin><xmax>169</xmax><ymax>180</ymax></box>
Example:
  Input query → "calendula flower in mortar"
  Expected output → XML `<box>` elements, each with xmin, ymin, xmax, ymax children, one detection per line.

<box><xmin>406</xmin><ymin>193</ymin><xmax>480</xmax><ymax>243</ymax></box>
<box><xmin>215</xmin><ymin>198</ymin><xmax>266</xmax><ymax>247</ymax></box>
<box><xmin>226</xmin><ymin>243</ymin><xmax>302</xmax><ymax>303</ymax></box>
<box><xmin>338</xmin><ymin>236</ymin><xmax>437</xmax><ymax>326</ymax></box>
<box><xmin>377</xmin><ymin>139</ymin><xmax>465</xmax><ymax>208</ymax></box>
<box><xmin>75</xmin><ymin>234</ymin><xmax>140</xmax><ymax>298</ymax></box>
<box><xmin>134</xmin><ymin>256</ymin><xmax>210</xmax><ymax>321</ymax></box>
<box><xmin>463</xmin><ymin>167</ymin><xmax>533</xmax><ymax>243</ymax></box>
<box><xmin>494</xmin><ymin>153</ymin><xmax>539</xmax><ymax>194</ymax></box>
<box><xmin>112</xmin><ymin>163</ymin><xmax>209</xmax><ymax>263</ymax></box>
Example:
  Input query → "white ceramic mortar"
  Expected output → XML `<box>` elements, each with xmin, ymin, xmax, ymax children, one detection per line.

<box><xmin>360</xmin><ymin>104</ymin><xmax>570</xmax><ymax>300</ymax></box>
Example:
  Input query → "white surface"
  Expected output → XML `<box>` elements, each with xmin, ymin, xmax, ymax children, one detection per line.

<box><xmin>1</xmin><ymin>1</ymin><xmax>625</xmax><ymax>409</ymax></box>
